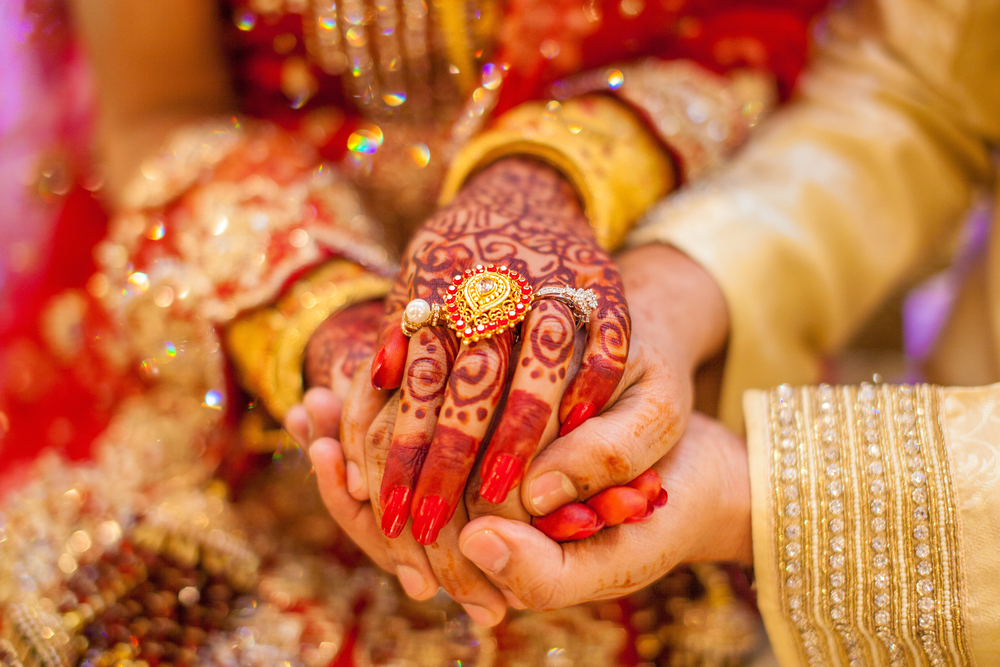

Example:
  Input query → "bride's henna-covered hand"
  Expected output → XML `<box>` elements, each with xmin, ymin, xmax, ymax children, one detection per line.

<box><xmin>347</xmin><ymin>157</ymin><xmax>631</xmax><ymax>548</ymax></box>
<box><xmin>286</xmin><ymin>300</ymin><xmax>387</xmax><ymax>451</ymax></box>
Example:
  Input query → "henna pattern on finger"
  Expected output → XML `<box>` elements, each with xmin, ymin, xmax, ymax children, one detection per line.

<box><xmin>305</xmin><ymin>300</ymin><xmax>383</xmax><ymax>390</ymax></box>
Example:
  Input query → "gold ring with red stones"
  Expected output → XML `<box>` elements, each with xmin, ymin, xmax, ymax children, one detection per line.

<box><xmin>444</xmin><ymin>264</ymin><xmax>534</xmax><ymax>344</ymax></box>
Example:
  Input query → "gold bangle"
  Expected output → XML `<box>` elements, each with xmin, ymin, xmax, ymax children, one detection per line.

<box><xmin>439</xmin><ymin>95</ymin><xmax>674</xmax><ymax>251</ymax></box>
<box><xmin>225</xmin><ymin>259</ymin><xmax>392</xmax><ymax>424</ymax></box>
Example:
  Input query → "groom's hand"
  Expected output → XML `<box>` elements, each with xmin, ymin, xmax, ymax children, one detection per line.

<box><xmin>458</xmin><ymin>412</ymin><xmax>753</xmax><ymax>610</ymax></box>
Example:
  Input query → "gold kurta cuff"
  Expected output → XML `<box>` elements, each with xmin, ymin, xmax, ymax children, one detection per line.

<box><xmin>225</xmin><ymin>259</ymin><xmax>391</xmax><ymax>424</ymax></box>
<box><xmin>439</xmin><ymin>95</ymin><xmax>674</xmax><ymax>250</ymax></box>
<box><xmin>746</xmin><ymin>383</ymin><xmax>974</xmax><ymax>666</ymax></box>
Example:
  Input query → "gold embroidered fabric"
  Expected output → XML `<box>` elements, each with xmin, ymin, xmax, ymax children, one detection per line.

<box><xmin>439</xmin><ymin>95</ymin><xmax>674</xmax><ymax>251</ymax></box>
<box><xmin>746</xmin><ymin>383</ymin><xmax>974</xmax><ymax>667</ymax></box>
<box><xmin>226</xmin><ymin>259</ymin><xmax>391</xmax><ymax>424</ymax></box>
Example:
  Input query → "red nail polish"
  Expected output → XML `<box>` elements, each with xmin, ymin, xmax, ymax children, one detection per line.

<box><xmin>623</xmin><ymin>502</ymin><xmax>654</xmax><ymax>524</ymax></box>
<box><xmin>479</xmin><ymin>454</ymin><xmax>525</xmax><ymax>504</ymax></box>
<box><xmin>652</xmin><ymin>488</ymin><xmax>668</xmax><ymax>508</ymax></box>
<box><xmin>559</xmin><ymin>402</ymin><xmax>596</xmax><ymax>437</ymax></box>
<box><xmin>381</xmin><ymin>486</ymin><xmax>412</xmax><ymax>538</ymax></box>
<box><xmin>371</xmin><ymin>347</ymin><xmax>387</xmax><ymax>390</ymax></box>
<box><xmin>412</xmin><ymin>496</ymin><xmax>450</xmax><ymax>545</ymax></box>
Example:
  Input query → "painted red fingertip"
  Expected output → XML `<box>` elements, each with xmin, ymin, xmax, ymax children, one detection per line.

<box><xmin>652</xmin><ymin>488</ymin><xmax>668</xmax><ymax>508</ymax></box>
<box><xmin>559</xmin><ymin>402</ymin><xmax>596</xmax><ymax>437</ymax></box>
<box><xmin>585</xmin><ymin>486</ymin><xmax>649</xmax><ymax>527</ymax></box>
<box><xmin>627</xmin><ymin>469</ymin><xmax>663</xmax><ymax>503</ymax></box>
<box><xmin>480</xmin><ymin>454</ymin><xmax>525</xmax><ymax>504</ymax></box>
<box><xmin>412</xmin><ymin>495</ymin><xmax>450</xmax><ymax>545</ymax></box>
<box><xmin>381</xmin><ymin>485</ymin><xmax>412</xmax><ymax>538</ymax></box>
<box><xmin>532</xmin><ymin>503</ymin><xmax>605</xmax><ymax>542</ymax></box>
<box><xmin>370</xmin><ymin>346</ymin><xmax>388</xmax><ymax>390</ymax></box>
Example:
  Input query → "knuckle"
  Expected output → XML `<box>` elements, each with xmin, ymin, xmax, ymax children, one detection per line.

<box><xmin>405</xmin><ymin>356</ymin><xmax>449</xmax><ymax>396</ymax></box>
<box><xmin>523</xmin><ymin>578</ymin><xmax>570</xmax><ymax>612</ymax></box>
<box><xmin>365</xmin><ymin>420</ymin><xmax>393</xmax><ymax>454</ymax></box>
<box><xmin>582</xmin><ymin>425</ymin><xmax>635</xmax><ymax>486</ymax></box>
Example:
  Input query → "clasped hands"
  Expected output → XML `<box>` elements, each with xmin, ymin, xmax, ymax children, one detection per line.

<box><xmin>288</xmin><ymin>158</ymin><xmax>753</xmax><ymax>626</ymax></box>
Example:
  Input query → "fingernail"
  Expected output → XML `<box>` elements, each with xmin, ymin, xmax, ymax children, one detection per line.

<box><xmin>460</xmin><ymin>529</ymin><xmax>511</xmax><ymax>574</ymax></box>
<box><xmin>346</xmin><ymin>461</ymin><xmax>363</xmax><ymax>494</ymax></box>
<box><xmin>412</xmin><ymin>495</ymin><xmax>450</xmax><ymax>545</ymax></box>
<box><xmin>462</xmin><ymin>604</ymin><xmax>500</xmax><ymax>627</ymax></box>
<box><xmin>623</xmin><ymin>502</ymin><xmax>654</xmax><ymax>524</ymax></box>
<box><xmin>559</xmin><ymin>402</ymin><xmax>596</xmax><ymax>437</ymax></box>
<box><xmin>371</xmin><ymin>347</ymin><xmax>387</xmax><ymax>390</ymax></box>
<box><xmin>480</xmin><ymin>454</ymin><xmax>524</xmax><ymax>504</ymax></box>
<box><xmin>381</xmin><ymin>486</ymin><xmax>412</xmax><ymax>538</ymax></box>
<box><xmin>529</xmin><ymin>470</ymin><xmax>578</xmax><ymax>514</ymax></box>
<box><xmin>396</xmin><ymin>565</ymin><xmax>430</xmax><ymax>599</ymax></box>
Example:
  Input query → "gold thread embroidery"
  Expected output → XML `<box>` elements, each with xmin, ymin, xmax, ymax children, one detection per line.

<box><xmin>769</xmin><ymin>384</ymin><xmax>974</xmax><ymax>666</ymax></box>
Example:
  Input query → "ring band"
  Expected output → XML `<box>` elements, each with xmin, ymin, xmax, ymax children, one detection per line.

<box><xmin>535</xmin><ymin>286</ymin><xmax>599</xmax><ymax>327</ymax></box>
<box><xmin>401</xmin><ymin>264</ymin><xmax>598</xmax><ymax>344</ymax></box>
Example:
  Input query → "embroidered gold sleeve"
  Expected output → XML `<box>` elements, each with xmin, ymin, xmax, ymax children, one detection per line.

<box><xmin>743</xmin><ymin>382</ymin><xmax>1000</xmax><ymax>666</ymax></box>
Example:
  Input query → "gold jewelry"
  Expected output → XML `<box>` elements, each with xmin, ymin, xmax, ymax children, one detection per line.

<box><xmin>401</xmin><ymin>264</ymin><xmax>598</xmax><ymax>343</ymax></box>
<box><xmin>226</xmin><ymin>259</ymin><xmax>392</xmax><ymax>422</ymax></box>
<box><xmin>439</xmin><ymin>95</ymin><xmax>674</xmax><ymax>251</ymax></box>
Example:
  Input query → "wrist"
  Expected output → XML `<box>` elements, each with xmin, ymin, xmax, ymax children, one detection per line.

<box><xmin>618</xmin><ymin>243</ymin><xmax>729</xmax><ymax>374</ymax></box>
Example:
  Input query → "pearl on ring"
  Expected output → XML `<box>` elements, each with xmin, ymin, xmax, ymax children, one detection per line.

<box><xmin>404</xmin><ymin>298</ymin><xmax>432</xmax><ymax>325</ymax></box>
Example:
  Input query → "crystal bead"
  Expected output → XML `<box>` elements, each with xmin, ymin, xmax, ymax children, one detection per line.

<box><xmin>785</xmin><ymin>485</ymin><xmax>800</xmax><ymax>500</ymax></box>
<box><xmin>865</xmin><ymin>429</ymin><xmax>879</xmax><ymax>444</ymax></box>
<box><xmin>831</xmin><ymin>605</ymin><xmax>845</xmax><ymax>620</ymax></box>
<box><xmin>831</xmin><ymin>536</ymin><xmax>845</xmax><ymax>553</ymax></box>
<box><xmin>787</xmin><ymin>576</ymin><xmax>802</xmax><ymax>589</ymax></box>
<box><xmin>904</xmin><ymin>439</ymin><xmax>920</xmax><ymax>455</ymax></box>
<box><xmin>822</xmin><ymin>428</ymin><xmax>837</xmax><ymax>443</ymax></box>
<box><xmin>782</xmin><ymin>468</ymin><xmax>798</xmax><ymax>482</ymax></box>
<box><xmin>826</xmin><ymin>464</ymin><xmax>841</xmax><ymax>478</ymax></box>
<box><xmin>903</xmin><ymin>412</ymin><xmax>916</xmax><ymax>425</ymax></box>
<box><xmin>914</xmin><ymin>506</ymin><xmax>929</xmax><ymax>521</ymax></box>
<box><xmin>875</xmin><ymin>594</ymin><xmax>890</xmax><ymax>607</ymax></box>
<box><xmin>830</xmin><ymin>554</ymin><xmax>845</xmax><ymax>569</ymax></box>
<box><xmin>874</xmin><ymin>553</ymin><xmax>889</xmax><ymax>569</ymax></box>
<box><xmin>870</xmin><ymin>479</ymin><xmax>885</xmax><ymax>494</ymax></box>
<box><xmin>918</xmin><ymin>597</ymin><xmax>935</xmax><ymax>613</ymax></box>
<box><xmin>917</xmin><ymin>579</ymin><xmax>934</xmax><ymax>595</ymax></box>
<box><xmin>786</xmin><ymin>502</ymin><xmax>801</xmax><ymax>518</ymax></box>
<box><xmin>789</xmin><ymin>595</ymin><xmax>803</xmax><ymax>609</ymax></box>
<box><xmin>875</xmin><ymin>610</ymin><xmax>890</xmax><ymax>626</ymax></box>
<box><xmin>872</xmin><ymin>518</ymin><xmax>886</xmax><ymax>532</ymax></box>
<box><xmin>824</xmin><ymin>447</ymin><xmax>839</xmax><ymax>461</ymax></box>
<box><xmin>781</xmin><ymin>437</ymin><xmax>796</xmax><ymax>451</ymax></box>
<box><xmin>831</xmin><ymin>589</ymin><xmax>845</xmax><ymax>604</ymax></box>
<box><xmin>783</xmin><ymin>452</ymin><xmax>797</xmax><ymax>467</ymax></box>
<box><xmin>785</xmin><ymin>542</ymin><xmax>802</xmax><ymax>558</ymax></box>
<box><xmin>901</xmin><ymin>397</ymin><xmax>914</xmax><ymax>412</ymax></box>
<box><xmin>778</xmin><ymin>384</ymin><xmax>795</xmax><ymax>401</ymax></box>
<box><xmin>915</xmin><ymin>544</ymin><xmax>930</xmax><ymax>559</ymax></box>
<box><xmin>900</xmin><ymin>384</ymin><xmax>914</xmax><ymax>395</ymax></box>
<box><xmin>917</xmin><ymin>561</ymin><xmax>932</xmax><ymax>576</ymax></box>
<box><xmin>914</xmin><ymin>525</ymin><xmax>929</xmax><ymax>540</ymax></box>
<box><xmin>866</xmin><ymin>444</ymin><xmax>881</xmax><ymax>458</ymax></box>
<box><xmin>786</xmin><ymin>561</ymin><xmax>801</xmax><ymax>575</ymax></box>
<box><xmin>874</xmin><ymin>573</ymin><xmax>889</xmax><ymax>588</ymax></box>
<box><xmin>871</xmin><ymin>499</ymin><xmax>886</xmax><ymax>515</ymax></box>
<box><xmin>786</xmin><ymin>524</ymin><xmax>801</xmax><ymax>540</ymax></box>
<box><xmin>779</xmin><ymin>405</ymin><xmax>794</xmax><ymax>425</ymax></box>
<box><xmin>829</xmin><ymin>481</ymin><xmax>843</xmax><ymax>497</ymax></box>
<box><xmin>868</xmin><ymin>461</ymin><xmax>884</xmax><ymax>475</ymax></box>
<box><xmin>911</xmin><ymin>471</ymin><xmax>927</xmax><ymax>485</ymax></box>
<box><xmin>919</xmin><ymin>614</ymin><xmax>935</xmax><ymax>628</ymax></box>
<box><xmin>859</xmin><ymin>384</ymin><xmax>875</xmax><ymax>402</ymax></box>
<box><xmin>830</xmin><ymin>572</ymin><xmax>845</xmax><ymax>587</ymax></box>
<box><xmin>864</xmin><ymin>417</ymin><xmax>878</xmax><ymax>430</ymax></box>
<box><xmin>872</xmin><ymin>536</ymin><xmax>887</xmax><ymax>552</ymax></box>
<box><xmin>908</xmin><ymin>456</ymin><xmax>923</xmax><ymax>470</ymax></box>
<box><xmin>830</xmin><ymin>518</ymin><xmax>844</xmax><ymax>533</ymax></box>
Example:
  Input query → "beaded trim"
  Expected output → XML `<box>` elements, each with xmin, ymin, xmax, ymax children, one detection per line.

<box><xmin>767</xmin><ymin>383</ymin><xmax>972</xmax><ymax>666</ymax></box>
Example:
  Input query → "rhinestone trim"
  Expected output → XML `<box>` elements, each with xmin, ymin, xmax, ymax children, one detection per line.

<box><xmin>767</xmin><ymin>384</ymin><xmax>972</xmax><ymax>666</ymax></box>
